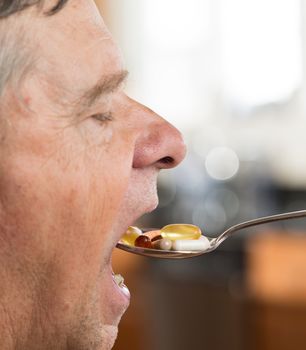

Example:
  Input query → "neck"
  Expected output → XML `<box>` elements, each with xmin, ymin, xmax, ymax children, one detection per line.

<box><xmin>0</xmin><ymin>255</ymin><xmax>35</xmax><ymax>349</ymax></box>
<box><xmin>0</xmin><ymin>247</ymin><xmax>48</xmax><ymax>350</ymax></box>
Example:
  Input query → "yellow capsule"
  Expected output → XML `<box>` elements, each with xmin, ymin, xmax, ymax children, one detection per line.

<box><xmin>161</xmin><ymin>224</ymin><xmax>201</xmax><ymax>241</ymax></box>
<box><xmin>121</xmin><ymin>226</ymin><xmax>142</xmax><ymax>246</ymax></box>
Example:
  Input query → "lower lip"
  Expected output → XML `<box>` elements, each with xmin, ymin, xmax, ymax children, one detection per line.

<box><xmin>103</xmin><ymin>265</ymin><xmax>130</xmax><ymax>322</ymax></box>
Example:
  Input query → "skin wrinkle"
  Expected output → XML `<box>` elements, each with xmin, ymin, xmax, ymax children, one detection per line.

<box><xmin>0</xmin><ymin>36</ymin><xmax>35</xmax><ymax>126</ymax></box>
<box><xmin>23</xmin><ymin>63</ymin><xmax>123</xmax><ymax>126</ymax></box>
<box><xmin>0</xmin><ymin>8</ymin><xmax>40</xmax><ymax>103</ymax></box>
<box><xmin>67</xmin><ymin>46</ymin><xmax>127</xmax><ymax>119</ymax></box>
<box><xmin>80</xmin><ymin>71</ymin><xmax>128</xmax><ymax>108</ymax></box>
<box><xmin>25</xmin><ymin>70</ymin><xmax>73</xmax><ymax>118</ymax></box>
<box><xmin>38</xmin><ymin>120</ymin><xmax>115</xmax><ymax>173</ymax></box>
<box><xmin>0</xmin><ymin>0</ymin><xmax>69</xmax><ymax>18</ymax></box>
<box><xmin>39</xmin><ymin>66</ymin><xmax>125</xmax><ymax>123</ymax></box>
<box><xmin>0</xmin><ymin>1</ymin><xmax>69</xmax><ymax>103</ymax></box>
<box><xmin>0</xmin><ymin>166</ymin><xmax>104</xmax><ymax>348</ymax></box>
<box><xmin>67</xmin><ymin>28</ymin><xmax>113</xmax><ymax>67</ymax></box>
<box><xmin>5</xmin><ymin>97</ymin><xmax>113</xmax><ymax>173</ymax></box>
<box><xmin>13</xmin><ymin>33</ymin><xmax>81</xmax><ymax>119</ymax></box>
<box><xmin>0</xmin><ymin>280</ymin><xmax>16</xmax><ymax>349</ymax></box>
<box><xmin>12</xmin><ymin>6</ymin><xmax>125</xmax><ymax>123</ymax></box>
<box><xmin>0</xmin><ymin>27</ymin><xmax>24</xmax><ymax>97</ymax></box>
<box><xmin>0</xmin><ymin>254</ymin><xmax>43</xmax><ymax>349</ymax></box>
<box><xmin>31</xmin><ymin>27</ymin><xmax>103</xmax><ymax>116</ymax></box>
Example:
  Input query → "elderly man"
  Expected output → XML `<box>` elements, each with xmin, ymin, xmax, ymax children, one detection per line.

<box><xmin>0</xmin><ymin>0</ymin><xmax>186</xmax><ymax>349</ymax></box>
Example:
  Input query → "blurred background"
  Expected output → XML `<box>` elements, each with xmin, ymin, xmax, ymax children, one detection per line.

<box><xmin>96</xmin><ymin>1</ymin><xmax>306</xmax><ymax>349</ymax></box>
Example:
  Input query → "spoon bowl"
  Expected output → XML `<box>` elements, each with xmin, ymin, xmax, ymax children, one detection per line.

<box><xmin>116</xmin><ymin>239</ymin><xmax>216</xmax><ymax>259</ymax></box>
<box><xmin>116</xmin><ymin>210</ymin><xmax>306</xmax><ymax>259</ymax></box>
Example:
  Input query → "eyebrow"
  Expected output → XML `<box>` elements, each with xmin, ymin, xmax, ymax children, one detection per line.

<box><xmin>76</xmin><ymin>70</ymin><xmax>129</xmax><ymax>110</ymax></box>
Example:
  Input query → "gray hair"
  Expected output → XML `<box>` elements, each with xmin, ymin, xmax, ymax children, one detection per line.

<box><xmin>0</xmin><ymin>0</ymin><xmax>69</xmax><ymax>97</ymax></box>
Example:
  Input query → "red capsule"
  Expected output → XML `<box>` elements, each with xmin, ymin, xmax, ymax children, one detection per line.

<box><xmin>135</xmin><ymin>235</ymin><xmax>153</xmax><ymax>249</ymax></box>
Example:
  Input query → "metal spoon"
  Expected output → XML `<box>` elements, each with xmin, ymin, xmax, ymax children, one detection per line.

<box><xmin>116</xmin><ymin>210</ymin><xmax>306</xmax><ymax>259</ymax></box>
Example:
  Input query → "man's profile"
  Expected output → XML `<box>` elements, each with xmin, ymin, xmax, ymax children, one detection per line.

<box><xmin>0</xmin><ymin>1</ymin><xmax>186</xmax><ymax>349</ymax></box>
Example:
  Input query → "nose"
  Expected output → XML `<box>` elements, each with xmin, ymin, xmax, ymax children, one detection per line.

<box><xmin>132</xmin><ymin>111</ymin><xmax>187</xmax><ymax>170</ymax></box>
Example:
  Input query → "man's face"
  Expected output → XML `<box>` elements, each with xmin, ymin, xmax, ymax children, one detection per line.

<box><xmin>0</xmin><ymin>1</ymin><xmax>185</xmax><ymax>349</ymax></box>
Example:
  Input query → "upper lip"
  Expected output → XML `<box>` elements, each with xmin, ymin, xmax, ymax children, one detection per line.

<box><xmin>116</xmin><ymin>200</ymin><xmax>158</xmax><ymax>242</ymax></box>
<box><xmin>113</xmin><ymin>169</ymin><xmax>159</xmax><ymax>245</ymax></box>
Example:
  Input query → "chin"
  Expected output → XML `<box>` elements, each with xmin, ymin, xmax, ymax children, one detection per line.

<box><xmin>69</xmin><ymin>324</ymin><xmax>119</xmax><ymax>350</ymax></box>
<box><xmin>68</xmin><ymin>268</ymin><xmax>128</xmax><ymax>350</ymax></box>
<box><xmin>98</xmin><ymin>325</ymin><xmax>119</xmax><ymax>350</ymax></box>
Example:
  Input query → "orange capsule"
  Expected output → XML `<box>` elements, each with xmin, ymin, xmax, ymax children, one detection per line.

<box><xmin>144</xmin><ymin>230</ymin><xmax>162</xmax><ymax>241</ymax></box>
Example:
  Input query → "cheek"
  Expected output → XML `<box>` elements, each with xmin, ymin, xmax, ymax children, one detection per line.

<box><xmin>77</xmin><ymin>120</ymin><xmax>136</xmax><ymax>205</ymax></box>
<box><xmin>77</xmin><ymin>123</ymin><xmax>134</xmax><ymax>214</ymax></box>
<box><xmin>0</xmin><ymin>115</ymin><xmax>136</xmax><ymax>270</ymax></box>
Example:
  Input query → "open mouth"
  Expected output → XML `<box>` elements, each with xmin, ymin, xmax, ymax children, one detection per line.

<box><xmin>112</xmin><ymin>271</ymin><xmax>130</xmax><ymax>299</ymax></box>
<box><xmin>107</xmin><ymin>225</ymin><xmax>134</xmax><ymax>309</ymax></box>
<box><xmin>108</xmin><ymin>197</ymin><xmax>159</xmax><ymax>306</ymax></box>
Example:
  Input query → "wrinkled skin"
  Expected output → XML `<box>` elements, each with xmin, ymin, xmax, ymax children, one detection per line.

<box><xmin>0</xmin><ymin>1</ymin><xmax>186</xmax><ymax>349</ymax></box>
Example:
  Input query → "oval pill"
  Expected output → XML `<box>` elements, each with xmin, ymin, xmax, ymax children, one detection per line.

<box><xmin>161</xmin><ymin>224</ymin><xmax>202</xmax><ymax>241</ymax></box>
<box><xmin>172</xmin><ymin>236</ymin><xmax>210</xmax><ymax>251</ymax></box>
<box><xmin>152</xmin><ymin>238</ymin><xmax>172</xmax><ymax>250</ymax></box>
<box><xmin>121</xmin><ymin>226</ymin><xmax>142</xmax><ymax>246</ymax></box>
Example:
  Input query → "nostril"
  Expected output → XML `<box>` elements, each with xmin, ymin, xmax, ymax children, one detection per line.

<box><xmin>133</xmin><ymin>118</ymin><xmax>186</xmax><ymax>169</ymax></box>
<box><xmin>158</xmin><ymin>156</ymin><xmax>174</xmax><ymax>165</ymax></box>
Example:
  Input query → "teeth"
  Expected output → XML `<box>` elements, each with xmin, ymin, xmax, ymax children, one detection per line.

<box><xmin>113</xmin><ymin>274</ymin><xmax>125</xmax><ymax>288</ymax></box>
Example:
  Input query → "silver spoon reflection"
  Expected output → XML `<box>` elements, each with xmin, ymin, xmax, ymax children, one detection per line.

<box><xmin>116</xmin><ymin>210</ymin><xmax>306</xmax><ymax>259</ymax></box>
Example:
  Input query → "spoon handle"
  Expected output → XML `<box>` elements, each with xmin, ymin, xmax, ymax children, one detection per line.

<box><xmin>215</xmin><ymin>209</ymin><xmax>306</xmax><ymax>246</ymax></box>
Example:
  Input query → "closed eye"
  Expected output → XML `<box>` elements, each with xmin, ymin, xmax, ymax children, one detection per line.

<box><xmin>91</xmin><ymin>112</ymin><xmax>113</xmax><ymax>123</ymax></box>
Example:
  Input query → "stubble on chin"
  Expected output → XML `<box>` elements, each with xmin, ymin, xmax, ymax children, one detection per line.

<box><xmin>67</xmin><ymin>324</ymin><xmax>118</xmax><ymax>350</ymax></box>
<box><xmin>99</xmin><ymin>325</ymin><xmax>118</xmax><ymax>350</ymax></box>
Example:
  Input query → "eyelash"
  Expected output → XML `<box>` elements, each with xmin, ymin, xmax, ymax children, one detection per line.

<box><xmin>91</xmin><ymin>112</ymin><xmax>113</xmax><ymax>123</ymax></box>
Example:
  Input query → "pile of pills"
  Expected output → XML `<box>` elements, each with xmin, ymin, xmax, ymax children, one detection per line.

<box><xmin>120</xmin><ymin>224</ymin><xmax>211</xmax><ymax>251</ymax></box>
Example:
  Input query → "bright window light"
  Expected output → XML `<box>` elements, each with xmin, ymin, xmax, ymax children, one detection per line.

<box><xmin>220</xmin><ymin>0</ymin><xmax>302</xmax><ymax>107</ymax></box>
<box><xmin>144</xmin><ymin>0</ymin><xmax>211</xmax><ymax>49</ymax></box>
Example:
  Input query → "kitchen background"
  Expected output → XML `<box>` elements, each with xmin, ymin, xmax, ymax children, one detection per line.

<box><xmin>96</xmin><ymin>1</ymin><xmax>306</xmax><ymax>349</ymax></box>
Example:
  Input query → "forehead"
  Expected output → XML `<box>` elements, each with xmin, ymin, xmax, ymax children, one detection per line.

<box><xmin>35</xmin><ymin>0</ymin><xmax>123</xmax><ymax>98</ymax></box>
